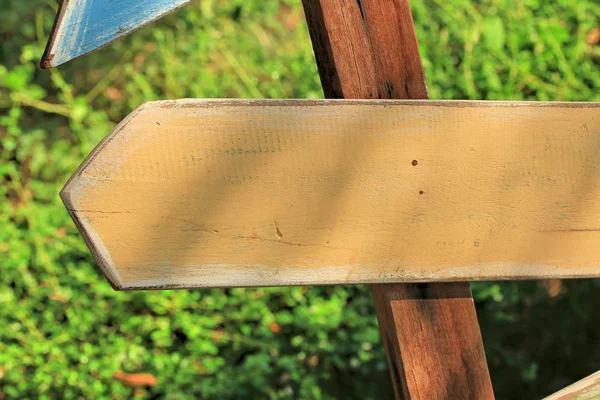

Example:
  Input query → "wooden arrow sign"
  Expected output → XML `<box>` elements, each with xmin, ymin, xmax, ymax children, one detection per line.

<box><xmin>41</xmin><ymin>0</ymin><xmax>191</xmax><ymax>68</ymax></box>
<box><xmin>62</xmin><ymin>99</ymin><xmax>600</xmax><ymax>290</ymax></box>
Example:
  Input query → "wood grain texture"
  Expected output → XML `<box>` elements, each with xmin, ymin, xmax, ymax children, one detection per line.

<box><xmin>302</xmin><ymin>0</ymin><xmax>428</xmax><ymax>100</ymax></box>
<box><xmin>41</xmin><ymin>0</ymin><xmax>191</xmax><ymax>68</ymax></box>
<box><xmin>544</xmin><ymin>371</ymin><xmax>600</xmax><ymax>400</ymax></box>
<box><xmin>62</xmin><ymin>99</ymin><xmax>600</xmax><ymax>290</ymax></box>
<box><xmin>301</xmin><ymin>2</ymin><xmax>493</xmax><ymax>397</ymax></box>
<box><xmin>371</xmin><ymin>283</ymin><xmax>493</xmax><ymax>399</ymax></box>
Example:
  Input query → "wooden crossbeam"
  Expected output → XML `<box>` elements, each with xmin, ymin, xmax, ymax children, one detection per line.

<box><xmin>62</xmin><ymin>99</ymin><xmax>600</xmax><ymax>290</ymax></box>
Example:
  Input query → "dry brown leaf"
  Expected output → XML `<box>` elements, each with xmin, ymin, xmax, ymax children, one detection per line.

<box><xmin>113</xmin><ymin>371</ymin><xmax>158</xmax><ymax>387</ymax></box>
<box><xmin>542</xmin><ymin>279</ymin><xmax>564</xmax><ymax>299</ymax></box>
<box><xmin>104</xmin><ymin>87</ymin><xmax>122</xmax><ymax>102</ymax></box>
<box><xmin>50</xmin><ymin>292</ymin><xmax>68</xmax><ymax>302</ymax></box>
<box><xmin>587</xmin><ymin>28</ymin><xmax>600</xmax><ymax>45</ymax></box>
<box><xmin>269</xmin><ymin>322</ymin><xmax>281</xmax><ymax>334</ymax></box>
<box><xmin>211</xmin><ymin>329</ymin><xmax>225</xmax><ymax>342</ymax></box>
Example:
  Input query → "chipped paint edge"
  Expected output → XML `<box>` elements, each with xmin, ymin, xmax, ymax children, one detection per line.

<box><xmin>119</xmin><ymin>262</ymin><xmax>600</xmax><ymax>291</ymax></box>
<box><xmin>149</xmin><ymin>98</ymin><xmax>600</xmax><ymax>109</ymax></box>
<box><xmin>40</xmin><ymin>0</ymin><xmax>70</xmax><ymax>69</ymax></box>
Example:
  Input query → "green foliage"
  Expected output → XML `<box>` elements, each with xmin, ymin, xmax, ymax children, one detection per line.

<box><xmin>1</xmin><ymin>0</ymin><xmax>599</xmax><ymax>398</ymax></box>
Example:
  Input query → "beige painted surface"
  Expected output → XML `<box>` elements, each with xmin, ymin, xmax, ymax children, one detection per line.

<box><xmin>62</xmin><ymin>99</ymin><xmax>600</xmax><ymax>289</ymax></box>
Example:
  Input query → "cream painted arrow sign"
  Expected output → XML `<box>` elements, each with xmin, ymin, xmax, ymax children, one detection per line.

<box><xmin>62</xmin><ymin>99</ymin><xmax>600</xmax><ymax>290</ymax></box>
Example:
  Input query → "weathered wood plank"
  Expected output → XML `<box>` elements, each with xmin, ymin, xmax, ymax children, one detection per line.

<box><xmin>62</xmin><ymin>99</ymin><xmax>600</xmax><ymax>290</ymax></box>
<box><xmin>301</xmin><ymin>1</ymin><xmax>494</xmax><ymax>397</ymax></box>
<box><xmin>41</xmin><ymin>0</ymin><xmax>191</xmax><ymax>68</ymax></box>
<box><xmin>370</xmin><ymin>283</ymin><xmax>493</xmax><ymax>399</ymax></box>
<box><xmin>544</xmin><ymin>371</ymin><xmax>600</xmax><ymax>400</ymax></box>
<box><xmin>302</xmin><ymin>0</ymin><xmax>428</xmax><ymax>100</ymax></box>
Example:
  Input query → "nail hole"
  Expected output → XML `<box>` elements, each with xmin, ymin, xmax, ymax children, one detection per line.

<box><xmin>412</xmin><ymin>160</ymin><xmax>418</xmax><ymax>166</ymax></box>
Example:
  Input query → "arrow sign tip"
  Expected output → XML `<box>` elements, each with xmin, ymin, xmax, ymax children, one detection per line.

<box><xmin>60</xmin><ymin>178</ymin><xmax>124</xmax><ymax>290</ymax></box>
<box><xmin>41</xmin><ymin>0</ymin><xmax>191</xmax><ymax>68</ymax></box>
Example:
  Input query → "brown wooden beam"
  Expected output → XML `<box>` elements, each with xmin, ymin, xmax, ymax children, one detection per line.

<box><xmin>301</xmin><ymin>0</ymin><xmax>495</xmax><ymax>398</ymax></box>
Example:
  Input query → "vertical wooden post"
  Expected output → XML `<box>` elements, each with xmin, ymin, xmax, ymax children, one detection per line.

<box><xmin>301</xmin><ymin>1</ymin><xmax>495</xmax><ymax>398</ymax></box>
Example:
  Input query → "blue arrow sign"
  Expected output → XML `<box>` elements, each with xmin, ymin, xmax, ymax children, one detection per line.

<box><xmin>41</xmin><ymin>0</ymin><xmax>191</xmax><ymax>68</ymax></box>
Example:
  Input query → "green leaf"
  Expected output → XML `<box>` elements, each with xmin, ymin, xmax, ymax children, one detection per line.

<box><xmin>483</xmin><ymin>16</ymin><xmax>506</xmax><ymax>52</ymax></box>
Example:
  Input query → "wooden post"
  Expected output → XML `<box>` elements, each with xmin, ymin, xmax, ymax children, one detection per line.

<box><xmin>301</xmin><ymin>0</ymin><xmax>495</xmax><ymax>398</ymax></box>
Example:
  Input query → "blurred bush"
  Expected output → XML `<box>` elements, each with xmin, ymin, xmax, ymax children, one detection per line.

<box><xmin>1</xmin><ymin>0</ymin><xmax>599</xmax><ymax>398</ymax></box>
